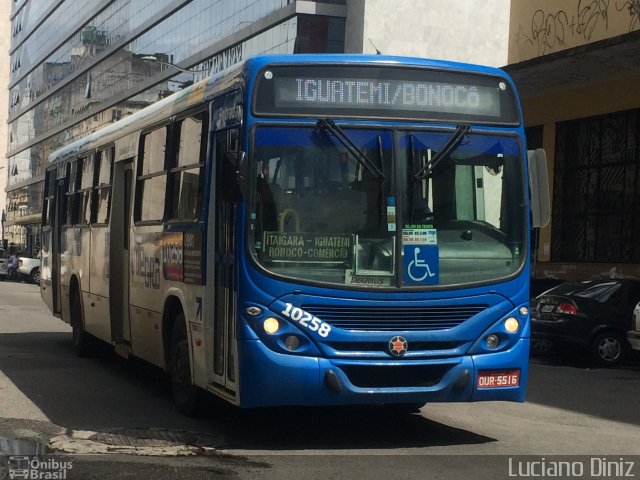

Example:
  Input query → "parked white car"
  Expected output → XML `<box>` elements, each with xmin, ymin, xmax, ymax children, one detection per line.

<box><xmin>17</xmin><ymin>255</ymin><xmax>41</xmax><ymax>285</ymax></box>
<box><xmin>628</xmin><ymin>301</ymin><xmax>640</xmax><ymax>352</ymax></box>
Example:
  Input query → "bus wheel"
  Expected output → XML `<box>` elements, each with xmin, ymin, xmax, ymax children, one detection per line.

<box><xmin>169</xmin><ymin>314</ymin><xmax>202</xmax><ymax>416</ymax></box>
<box><xmin>70</xmin><ymin>289</ymin><xmax>92</xmax><ymax>357</ymax></box>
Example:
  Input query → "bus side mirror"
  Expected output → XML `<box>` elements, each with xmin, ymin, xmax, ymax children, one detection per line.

<box><xmin>221</xmin><ymin>151</ymin><xmax>247</xmax><ymax>200</ymax></box>
<box><xmin>528</xmin><ymin>148</ymin><xmax>550</xmax><ymax>228</ymax></box>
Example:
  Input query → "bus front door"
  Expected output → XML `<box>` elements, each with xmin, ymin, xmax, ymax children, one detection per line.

<box><xmin>51</xmin><ymin>178</ymin><xmax>66</xmax><ymax>315</ymax></box>
<box><xmin>110</xmin><ymin>160</ymin><xmax>133</xmax><ymax>352</ymax></box>
<box><xmin>207</xmin><ymin>127</ymin><xmax>239</xmax><ymax>396</ymax></box>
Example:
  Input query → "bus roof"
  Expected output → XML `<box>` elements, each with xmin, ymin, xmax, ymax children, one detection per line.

<box><xmin>245</xmin><ymin>53</ymin><xmax>511</xmax><ymax>78</ymax></box>
<box><xmin>47</xmin><ymin>54</ymin><xmax>515</xmax><ymax>167</ymax></box>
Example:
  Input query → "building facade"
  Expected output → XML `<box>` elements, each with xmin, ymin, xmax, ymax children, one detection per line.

<box><xmin>5</xmin><ymin>0</ymin><xmax>510</xmax><ymax>256</ymax></box>
<box><xmin>0</xmin><ymin>0</ymin><xmax>10</xmax><ymax>246</ymax></box>
<box><xmin>505</xmin><ymin>0</ymin><xmax>640</xmax><ymax>280</ymax></box>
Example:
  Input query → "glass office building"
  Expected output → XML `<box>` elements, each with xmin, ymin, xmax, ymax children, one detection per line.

<box><xmin>6</xmin><ymin>0</ymin><xmax>346</xmax><ymax>255</ymax></box>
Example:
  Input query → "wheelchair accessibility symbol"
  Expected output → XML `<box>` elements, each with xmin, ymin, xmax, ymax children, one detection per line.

<box><xmin>403</xmin><ymin>245</ymin><xmax>439</xmax><ymax>285</ymax></box>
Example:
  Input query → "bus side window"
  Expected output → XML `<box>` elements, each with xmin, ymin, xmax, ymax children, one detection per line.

<box><xmin>214</xmin><ymin>128</ymin><xmax>241</xmax><ymax>201</ymax></box>
<box><xmin>77</xmin><ymin>154</ymin><xmax>94</xmax><ymax>225</ymax></box>
<box><xmin>43</xmin><ymin>170</ymin><xmax>56</xmax><ymax>226</ymax></box>
<box><xmin>65</xmin><ymin>161</ymin><xmax>79</xmax><ymax>226</ymax></box>
<box><xmin>93</xmin><ymin>147</ymin><xmax>113</xmax><ymax>224</ymax></box>
<box><xmin>169</xmin><ymin>112</ymin><xmax>207</xmax><ymax>221</ymax></box>
<box><xmin>136</xmin><ymin>126</ymin><xmax>168</xmax><ymax>223</ymax></box>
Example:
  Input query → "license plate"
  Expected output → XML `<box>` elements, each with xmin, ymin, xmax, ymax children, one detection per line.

<box><xmin>541</xmin><ymin>304</ymin><xmax>555</xmax><ymax>313</ymax></box>
<box><xmin>477</xmin><ymin>369</ymin><xmax>520</xmax><ymax>389</ymax></box>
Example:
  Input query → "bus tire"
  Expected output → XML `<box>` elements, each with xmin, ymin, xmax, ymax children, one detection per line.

<box><xmin>70</xmin><ymin>288</ymin><xmax>92</xmax><ymax>357</ymax></box>
<box><xmin>169</xmin><ymin>314</ymin><xmax>202</xmax><ymax>416</ymax></box>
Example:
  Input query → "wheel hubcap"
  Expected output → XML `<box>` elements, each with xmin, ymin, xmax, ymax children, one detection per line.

<box><xmin>598</xmin><ymin>337</ymin><xmax>621</xmax><ymax>362</ymax></box>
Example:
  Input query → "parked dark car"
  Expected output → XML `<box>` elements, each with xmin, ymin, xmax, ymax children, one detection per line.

<box><xmin>531</xmin><ymin>279</ymin><xmax>640</xmax><ymax>366</ymax></box>
<box><xmin>530</xmin><ymin>277</ymin><xmax>565</xmax><ymax>302</ymax></box>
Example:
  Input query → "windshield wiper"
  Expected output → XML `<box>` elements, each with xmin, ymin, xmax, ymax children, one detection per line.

<box><xmin>409</xmin><ymin>134</ymin><xmax>417</xmax><ymax>219</ymax></box>
<box><xmin>414</xmin><ymin>124</ymin><xmax>470</xmax><ymax>179</ymax></box>
<box><xmin>317</xmin><ymin>119</ymin><xmax>385</xmax><ymax>179</ymax></box>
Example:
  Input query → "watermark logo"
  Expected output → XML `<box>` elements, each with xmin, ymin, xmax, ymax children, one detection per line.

<box><xmin>508</xmin><ymin>456</ymin><xmax>637</xmax><ymax>478</ymax></box>
<box><xmin>7</xmin><ymin>456</ymin><xmax>72</xmax><ymax>479</ymax></box>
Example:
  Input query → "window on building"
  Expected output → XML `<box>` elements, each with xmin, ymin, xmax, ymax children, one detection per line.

<box><xmin>294</xmin><ymin>15</ymin><xmax>345</xmax><ymax>53</ymax></box>
<box><xmin>553</xmin><ymin>109</ymin><xmax>640</xmax><ymax>263</ymax></box>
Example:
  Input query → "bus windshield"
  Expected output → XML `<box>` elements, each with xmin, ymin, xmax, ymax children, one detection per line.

<box><xmin>250</xmin><ymin>125</ymin><xmax>525</xmax><ymax>288</ymax></box>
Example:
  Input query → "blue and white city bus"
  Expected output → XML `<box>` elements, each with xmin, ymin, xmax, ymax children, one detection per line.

<box><xmin>41</xmin><ymin>54</ymin><xmax>548</xmax><ymax>414</ymax></box>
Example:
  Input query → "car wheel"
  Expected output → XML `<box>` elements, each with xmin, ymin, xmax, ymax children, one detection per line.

<box><xmin>591</xmin><ymin>331</ymin><xmax>625</xmax><ymax>366</ymax></box>
<box><xmin>169</xmin><ymin>314</ymin><xmax>202</xmax><ymax>416</ymax></box>
<box><xmin>30</xmin><ymin>267</ymin><xmax>40</xmax><ymax>285</ymax></box>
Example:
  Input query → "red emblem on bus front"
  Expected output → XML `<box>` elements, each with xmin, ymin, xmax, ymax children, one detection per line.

<box><xmin>389</xmin><ymin>336</ymin><xmax>408</xmax><ymax>357</ymax></box>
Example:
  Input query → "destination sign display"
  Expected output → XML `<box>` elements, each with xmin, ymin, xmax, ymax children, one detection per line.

<box><xmin>263</xmin><ymin>232</ymin><xmax>353</xmax><ymax>263</ymax></box>
<box><xmin>277</xmin><ymin>78</ymin><xmax>499</xmax><ymax>117</ymax></box>
<box><xmin>254</xmin><ymin>65</ymin><xmax>519</xmax><ymax>124</ymax></box>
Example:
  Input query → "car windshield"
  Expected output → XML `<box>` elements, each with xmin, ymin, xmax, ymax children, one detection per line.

<box><xmin>249</xmin><ymin>126</ymin><xmax>525</xmax><ymax>288</ymax></box>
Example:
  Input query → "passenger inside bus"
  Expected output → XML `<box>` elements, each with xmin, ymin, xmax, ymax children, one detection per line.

<box><xmin>255</xmin><ymin>152</ymin><xmax>371</xmax><ymax>236</ymax></box>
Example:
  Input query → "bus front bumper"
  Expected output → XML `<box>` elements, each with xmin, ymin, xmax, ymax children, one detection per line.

<box><xmin>237</xmin><ymin>337</ymin><xmax>529</xmax><ymax>407</ymax></box>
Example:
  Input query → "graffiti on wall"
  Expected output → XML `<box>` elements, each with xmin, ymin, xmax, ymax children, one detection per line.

<box><xmin>513</xmin><ymin>0</ymin><xmax>640</xmax><ymax>60</ymax></box>
<box><xmin>618</xmin><ymin>0</ymin><xmax>640</xmax><ymax>30</ymax></box>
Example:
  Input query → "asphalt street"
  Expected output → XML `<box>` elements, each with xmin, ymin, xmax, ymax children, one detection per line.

<box><xmin>1</xmin><ymin>281</ymin><xmax>639</xmax><ymax>479</ymax></box>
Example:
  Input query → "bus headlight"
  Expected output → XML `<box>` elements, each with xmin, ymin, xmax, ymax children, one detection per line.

<box><xmin>246</xmin><ymin>306</ymin><xmax>263</xmax><ymax>316</ymax></box>
<box><xmin>284</xmin><ymin>335</ymin><xmax>301</xmax><ymax>351</ymax></box>
<box><xmin>263</xmin><ymin>317</ymin><xmax>280</xmax><ymax>334</ymax></box>
<box><xmin>485</xmin><ymin>334</ymin><xmax>500</xmax><ymax>349</ymax></box>
<box><xmin>504</xmin><ymin>317</ymin><xmax>520</xmax><ymax>333</ymax></box>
